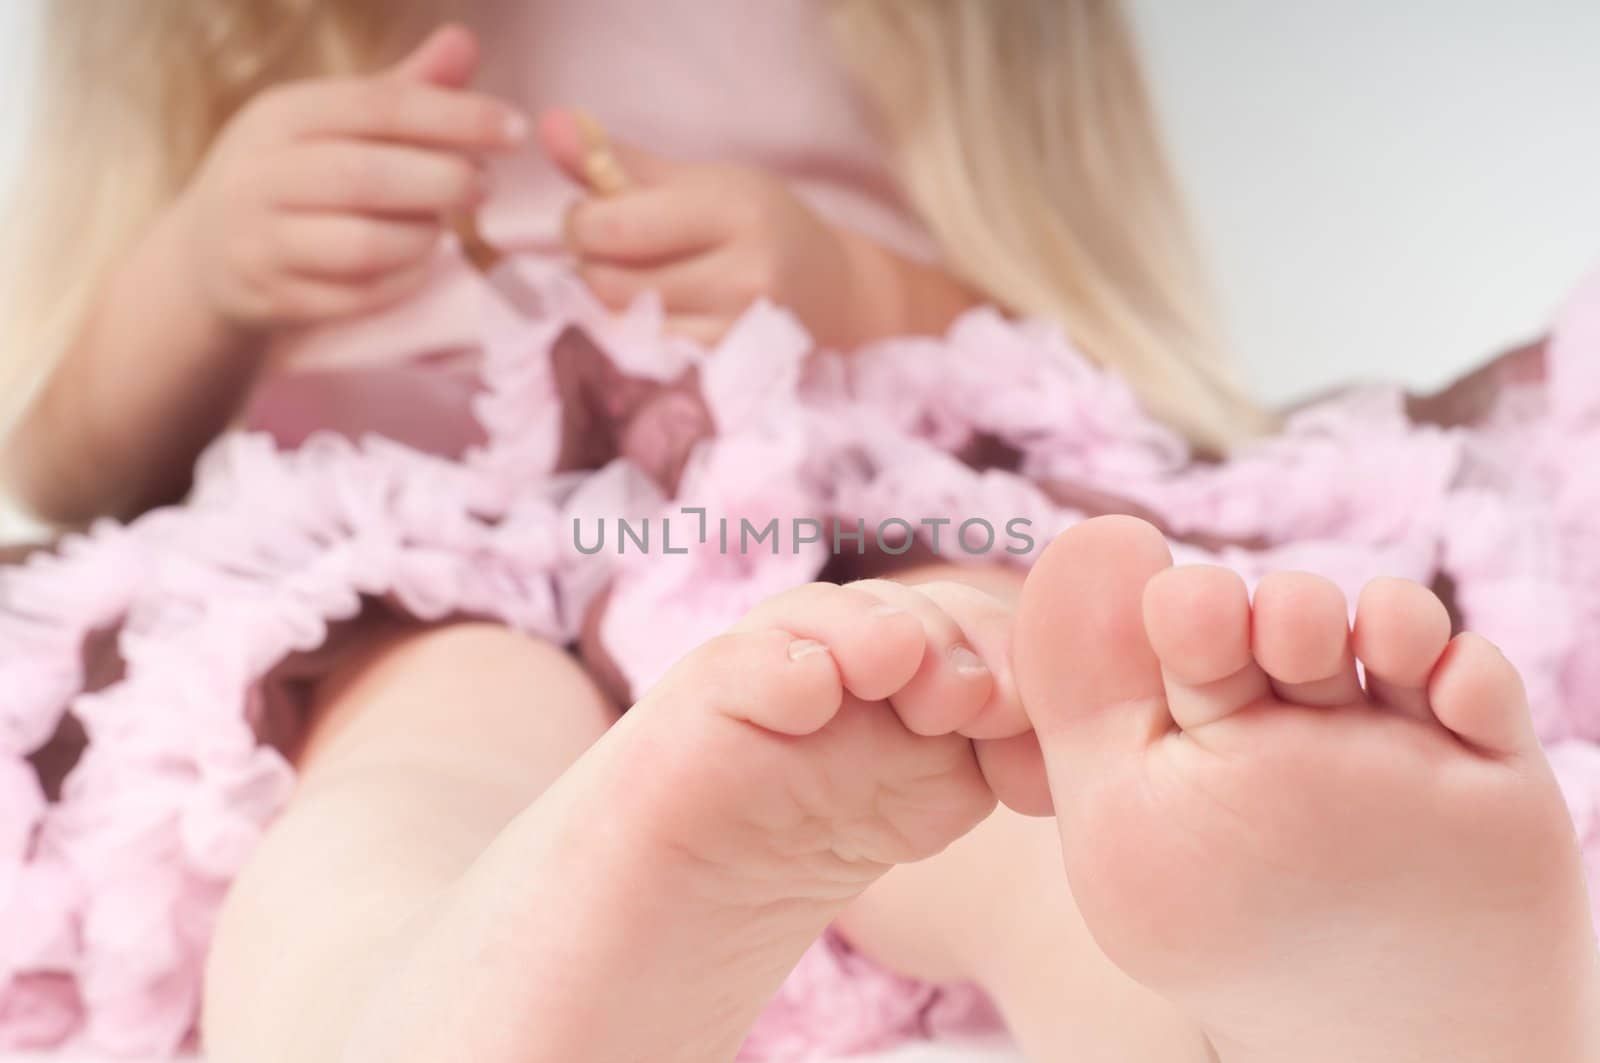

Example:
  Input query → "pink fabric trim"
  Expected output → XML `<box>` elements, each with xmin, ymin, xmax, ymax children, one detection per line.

<box><xmin>3</xmin><ymin>263</ymin><xmax>1600</xmax><ymax>1055</ymax></box>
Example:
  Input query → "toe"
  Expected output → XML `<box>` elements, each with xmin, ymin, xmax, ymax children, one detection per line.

<box><xmin>892</xmin><ymin>579</ymin><xmax>1026</xmax><ymax>739</ymax></box>
<box><xmin>1143</xmin><ymin>565</ymin><xmax>1270</xmax><ymax>729</ymax></box>
<box><xmin>652</xmin><ymin>628</ymin><xmax>847</xmax><ymax>735</ymax></box>
<box><xmin>974</xmin><ymin>731</ymin><xmax>1054</xmax><ymax>816</ymax></box>
<box><xmin>1251</xmin><ymin>572</ymin><xmax>1363</xmax><ymax>706</ymax></box>
<box><xmin>848</xmin><ymin>580</ymin><xmax>1009</xmax><ymax>738</ymax></box>
<box><xmin>730</xmin><ymin>582</ymin><xmax>927</xmax><ymax>701</ymax></box>
<box><xmin>1428</xmin><ymin>632</ymin><xmax>1537</xmax><ymax>755</ymax></box>
<box><xmin>1352</xmin><ymin>577</ymin><xmax>1453</xmax><ymax>720</ymax></box>
<box><xmin>1015</xmin><ymin>516</ymin><xmax>1174</xmax><ymax>763</ymax></box>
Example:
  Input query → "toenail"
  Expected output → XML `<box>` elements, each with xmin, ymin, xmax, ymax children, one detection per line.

<box><xmin>788</xmin><ymin>638</ymin><xmax>831</xmax><ymax>662</ymax></box>
<box><xmin>948</xmin><ymin>644</ymin><xmax>989</xmax><ymax>678</ymax></box>
<box><xmin>869</xmin><ymin>602</ymin><xmax>907</xmax><ymax>617</ymax></box>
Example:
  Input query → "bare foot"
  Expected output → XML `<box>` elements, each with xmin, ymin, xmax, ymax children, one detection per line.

<box><xmin>343</xmin><ymin>579</ymin><xmax>1023</xmax><ymax>1062</ymax></box>
<box><xmin>1014</xmin><ymin>516</ymin><xmax>1600</xmax><ymax>1063</ymax></box>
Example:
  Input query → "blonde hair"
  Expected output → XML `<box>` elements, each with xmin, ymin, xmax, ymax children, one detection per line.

<box><xmin>0</xmin><ymin>0</ymin><xmax>1263</xmax><ymax>453</ymax></box>
<box><xmin>829</xmin><ymin>0</ymin><xmax>1268</xmax><ymax>448</ymax></box>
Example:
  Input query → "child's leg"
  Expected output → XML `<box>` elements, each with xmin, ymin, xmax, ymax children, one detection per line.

<box><xmin>274</xmin><ymin>579</ymin><xmax>1024</xmax><ymax>1063</ymax></box>
<box><xmin>840</xmin><ymin>809</ymin><xmax>1214</xmax><ymax>1061</ymax></box>
<box><xmin>202</xmin><ymin>621</ymin><xmax>620</xmax><ymax>1062</ymax></box>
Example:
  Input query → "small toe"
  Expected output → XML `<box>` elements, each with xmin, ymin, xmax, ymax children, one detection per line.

<box><xmin>849</xmin><ymin>580</ymin><xmax>1009</xmax><ymax>738</ymax></box>
<box><xmin>899</xmin><ymin>580</ymin><xmax>1025</xmax><ymax>739</ymax></box>
<box><xmin>654</xmin><ymin>628</ymin><xmax>846</xmax><ymax>735</ymax></box>
<box><xmin>1352</xmin><ymin>577</ymin><xmax>1453</xmax><ymax>720</ymax></box>
<box><xmin>1428</xmin><ymin>632</ymin><xmax>1537</xmax><ymax>756</ymax></box>
<box><xmin>1143</xmin><ymin>565</ymin><xmax>1270</xmax><ymax>729</ymax></box>
<box><xmin>730</xmin><ymin>582</ymin><xmax>926</xmax><ymax>701</ymax></box>
<box><xmin>1251</xmin><ymin>572</ymin><xmax>1363</xmax><ymax>707</ymax></box>
<box><xmin>974</xmin><ymin>731</ymin><xmax>1054</xmax><ymax>816</ymax></box>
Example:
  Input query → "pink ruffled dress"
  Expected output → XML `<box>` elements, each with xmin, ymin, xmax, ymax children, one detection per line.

<box><xmin>5</xmin><ymin>1</ymin><xmax>1600</xmax><ymax>1055</ymax></box>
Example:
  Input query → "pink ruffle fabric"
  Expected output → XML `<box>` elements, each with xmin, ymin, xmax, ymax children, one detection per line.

<box><xmin>3</xmin><ymin>262</ymin><xmax>1600</xmax><ymax>1056</ymax></box>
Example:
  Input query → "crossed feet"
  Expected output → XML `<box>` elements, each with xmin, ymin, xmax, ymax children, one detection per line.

<box><xmin>348</xmin><ymin>516</ymin><xmax>1600</xmax><ymax>1062</ymax></box>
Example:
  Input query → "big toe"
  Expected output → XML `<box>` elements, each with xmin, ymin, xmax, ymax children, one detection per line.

<box><xmin>1015</xmin><ymin>516</ymin><xmax>1174</xmax><ymax>775</ymax></box>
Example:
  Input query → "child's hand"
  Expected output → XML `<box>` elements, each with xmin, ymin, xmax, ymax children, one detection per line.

<box><xmin>545</xmin><ymin>112</ymin><xmax>868</xmax><ymax>348</ymax></box>
<box><xmin>173</xmin><ymin>26</ymin><xmax>527</xmax><ymax>332</ymax></box>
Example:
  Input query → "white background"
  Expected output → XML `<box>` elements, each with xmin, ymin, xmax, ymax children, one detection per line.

<box><xmin>1128</xmin><ymin>0</ymin><xmax>1600</xmax><ymax>401</ymax></box>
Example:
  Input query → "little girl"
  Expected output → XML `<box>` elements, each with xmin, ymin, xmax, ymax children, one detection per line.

<box><xmin>3</xmin><ymin>2</ymin><xmax>1599</xmax><ymax>1061</ymax></box>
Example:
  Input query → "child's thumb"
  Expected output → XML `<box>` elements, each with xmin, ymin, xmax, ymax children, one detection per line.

<box><xmin>538</xmin><ymin>107</ymin><xmax>677</xmax><ymax>193</ymax></box>
<box><xmin>390</xmin><ymin>24</ymin><xmax>479</xmax><ymax>88</ymax></box>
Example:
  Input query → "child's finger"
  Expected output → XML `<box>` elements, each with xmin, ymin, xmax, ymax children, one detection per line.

<box><xmin>388</xmin><ymin>24</ymin><xmax>479</xmax><ymax>89</ymax></box>
<box><xmin>662</xmin><ymin>315</ymin><xmax>729</xmax><ymax>347</ymax></box>
<box><xmin>274</xmin><ymin>79</ymin><xmax>527</xmax><ymax>153</ymax></box>
<box><xmin>565</xmin><ymin>184</ymin><xmax>727</xmax><ymax>264</ymax></box>
<box><xmin>275</xmin><ymin>216</ymin><xmax>441</xmax><ymax>280</ymax></box>
<box><xmin>269</xmin><ymin>143</ymin><xmax>488</xmax><ymax>215</ymax></box>
<box><xmin>577</xmin><ymin>251</ymin><xmax>741</xmax><ymax>313</ymax></box>
<box><xmin>538</xmin><ymin>108</ymin><xmax>675</xmax><ymax>190</ymax></box>
<box><xmin>265</xmin><ymin>260</ymin><xmax>434</xmax><ymax>323</ymax></box>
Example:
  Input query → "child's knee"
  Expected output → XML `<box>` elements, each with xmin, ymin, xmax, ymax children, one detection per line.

<box><xmin>301</xmin><ymin>621</ymin><xmax>615</xmax><ymax>771</ymax></box>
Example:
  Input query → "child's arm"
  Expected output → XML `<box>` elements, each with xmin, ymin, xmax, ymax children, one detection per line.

<box><xmin>2</xmin><ymin>26</ymin><xmax>527</xmax><ymax>524</ymax></box>
<box><xmin>833</xmin><ymin>225</ymin><xmax>982</xmax><ymax>346</ymax></box>
<box><xmin>543</xmin><ymin>111</ymin><xmax>981</xmax><ymax>350</ymax></box>
<box><xmin>4</xmin><ymin>210</ymin><xmax>272</xmax><ymax>523</ymax></box>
